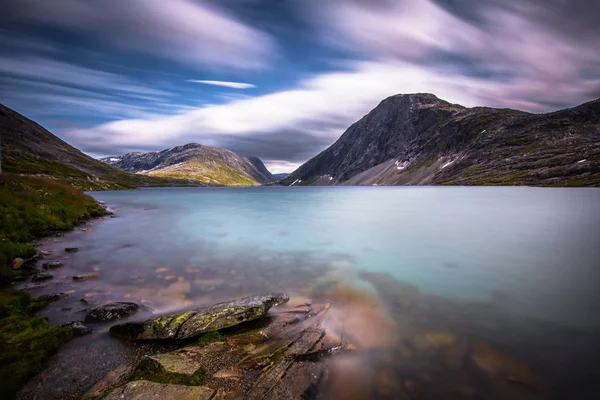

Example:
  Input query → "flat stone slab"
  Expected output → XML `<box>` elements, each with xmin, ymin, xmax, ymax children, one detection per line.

<box><xmin>145</xmin><ymin>350</ymin><xmax>204</xmax><ymax>376</ymax></box>
<box><xmin>110</xmin><ymin>293</ymin><xmax>289</xmax><ymax>340</ymax></box>
<box><xmin>103</xmin><ymin>380</ymin><xmax>214</xmax><ymax>400</ymax></box>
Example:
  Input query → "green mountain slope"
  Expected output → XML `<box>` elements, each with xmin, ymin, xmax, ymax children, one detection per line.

<box><xmin>0</xmin><ymin>104</ymin><xmax>191</xmax><ymax>190</ymax></box>
<box><xmin>101</xmin><ymin>143</ymin><xmax>275</xmax><ymax>186</ymax></box>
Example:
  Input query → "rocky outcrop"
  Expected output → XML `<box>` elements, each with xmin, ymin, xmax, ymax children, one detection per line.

<box><xmin>109</xmin><ymin>293</ymin><xmax>289</xmax><ymax>340</ymax></box>
<box><xmin>85</xmin><ymin>302</ymin><xmax>140</xmax><ymax>322</ymax></box>
<box><xmin>94</xmin><ymin>297</ymin><xmax>350</xmax><ymax>400</ymax></box>
<box><xmin>100</xmin><ymin>143</ymin><xmax>275</xmax><ymax>186</ymax></box>
<box><xmin>282</xmin><ymin>93</ymin><xmax>600</xmax><ymax>187</ymax></box>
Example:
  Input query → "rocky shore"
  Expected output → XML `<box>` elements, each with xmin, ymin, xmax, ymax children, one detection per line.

<box><xmin>79</xmin><ymin>292</ymin><xmax>352</xmax><ymax>400</ymax></box>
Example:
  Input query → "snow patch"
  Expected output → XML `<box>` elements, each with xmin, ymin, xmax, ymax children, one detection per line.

<box><xmin>109</xmin><ymin>158</ymin><xmax>120</xmax><ymax>162</ymax></box>
<box><xmin>481</xmin><ymin>129</ymin><xmax>486</xmax><ymax>134</ymax></box>
<box><xmin>290</xmin><ymin>179</ymin><xmax>302</xmax><ymax>186</ymax></box>
<box><xmin>395</xmin><ymin>160</ymin><xmax>409</xmax><ymax>171</ymax></box>
<box><xmin>577</xmin><ymin>159</ymin><xmax>586</xmax><ymax>163</ymax></box>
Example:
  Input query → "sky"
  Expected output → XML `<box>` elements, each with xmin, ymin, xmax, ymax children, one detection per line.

<box><xmin>1</xmin><ymin>0</ymin><xmax>599</xmax><ymax>173</ymax></box>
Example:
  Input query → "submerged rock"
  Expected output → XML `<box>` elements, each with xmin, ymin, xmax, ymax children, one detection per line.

<box><xmin>73</xmin><ymin>273</ymin><xmax>100</xmax><ymax>281</ymax></box>
<box><xmin>103</xmin><ymin>380</ymin><xmax>214</xmax><ymax>400</ymax></box>
<box><xmin>31</xmin><ymin>272</ymin><xmax>53</xmax><ymax>282</ymax></box>
<box><xmin>65</xmin><ymin>247</ymin><xmax>79</xmax><ymax>253</ymax></box>
<box><xmin>36</xmin><ymin>292</ymin><xmax>67</xmax><ymax>303</ymax></box>
<box><xmin>471</xmin><ymin>342</ymin><xmax>541</xmax><ymax>389</ymax></box>
<box><xmin>110</xmin><ymin>293</ymin><xmax>289</xmax><ymax>340</ymax></box>
<box><xmin>60</xmin><ymin>321</ymin><xmax>92</xmax><ymax>336</ymax></box>
<box><xmin>42</xmin><ymin>261</ymin><xmax>63</xmax><ymax>269</ymax></box>
<box><xmin>85</xmin><ymin>302</ymin><xmax>140</xmax><ymax>322</ymax></box>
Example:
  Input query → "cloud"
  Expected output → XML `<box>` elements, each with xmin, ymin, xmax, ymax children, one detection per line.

<box><xmin>2</xmin><ymin>0</ymin><xmax>276</xmax><ymax>70</ymax></box>
<box><xmin>186</xmin><ymin>80</ymin><xmax>256</xmax><ymax>89</ymax></box>
<box><xmin>0</xmin><ymin>56</ymin><xmax>174</xmax><ymax>98</ymax></box>
<box><xmin>311</xmin><ymin>0</ymin><xmax>600</xmax><ymax>108</ymax></box>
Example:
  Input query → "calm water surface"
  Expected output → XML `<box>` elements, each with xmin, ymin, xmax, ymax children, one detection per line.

<box><xmin>21</xmin><ymin>187</ymin><xmax>600</xmax><ymax>399</ymax></box>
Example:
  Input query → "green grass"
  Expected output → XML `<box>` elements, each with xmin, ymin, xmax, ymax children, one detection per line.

<box><xmin>149</xmin><ymin>160</ymin><xmax>257</xmax><ymax>186</ymax></box>
<box><xmin>0</xmin><ymin>289</ymin><xmax>72</xmax><ymax>399</ymax></box>
<box><xmin>0</xmin><ymin>173</ymin><xmax>109</xmax><ymax>398</ymax></box>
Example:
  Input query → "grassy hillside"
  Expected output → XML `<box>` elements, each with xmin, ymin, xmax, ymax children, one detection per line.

<box><xmin>0</xmin><ymin>103</ymin><xmax>193</xmax><ymax>190</ymax></box>
<box><xmin>148</xmin><ymin>160</ymin><xmax>258</xmax><ymax>186</ymax></box>
<box><xmin>0</xmin><ymin>174</ymin><xmax>111</xmax><ymax>398</ymax></box>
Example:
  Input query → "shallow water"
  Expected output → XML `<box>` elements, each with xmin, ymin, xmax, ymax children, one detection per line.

<box><xmin>20</xmin><ymin>187</ymin><xmax>600</xmax><ymax>399</ymax></box>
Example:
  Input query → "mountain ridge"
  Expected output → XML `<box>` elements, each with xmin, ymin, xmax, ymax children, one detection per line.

<box><xmin>281</xmin><ymin>93</ymin><xmax>600</xmax><ymax>187</ymax></box>
<box><xmin>0</xmin><ymin>103</ymin><xmax>192</xmax><ymax>190</ymax></box>
<box><xmin>101</xmin><ymin>143</ymin><xmax>274</xmax><ymax>186</ymax></box>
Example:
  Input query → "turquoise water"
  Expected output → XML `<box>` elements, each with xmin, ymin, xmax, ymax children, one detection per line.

<box><xmin>23</xmin><ymin>187</ymin><xmax>600</xmax><ymax>399</ymax></box>
<box><xmin>87</xmin><ymin>186</ymin><xmax>600</xmax><ymax>327</ymax></box>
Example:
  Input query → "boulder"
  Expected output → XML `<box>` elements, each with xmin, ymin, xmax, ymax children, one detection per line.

<box><xmin>42</xmin><ymin>261</ymin><xmax>63</xmax><ymax>269</ymax></box>
<box><xmin>31</xmin><ymin>272</ymin><xmax>53</xmax><ymax>282</ymax></box>
<box><xmin>60</xmin><ymin>321</ymin><xmax>92</xmax><ymax>336</ymax></box>
<box><xmin>110</xmin><ymin>293</ymin><xmax>289</xmax><ymax>340</ymax></box>
<box><xmin>12</xmin><ymin>258</ymin><xmax>24</xmax><ymax>270</ymax></box>
<box><xmin>85</xmin><ymin>302</ymin><xmax>140</xmax><ymax>322</ymax></box>
<box><xmin>103</xmin><ymin>380</ymin><xmax>214</xmax><ymax>400</ymax></box>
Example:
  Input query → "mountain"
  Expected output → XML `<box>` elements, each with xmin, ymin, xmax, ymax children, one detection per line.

<box><xmin>101</xmin><ymin>144</ymin><xmax>275</xmax><ymax>186</ymax></box>
<box><xmin>0</xmin><ymin>103</ymin><xmax>191</xmax><ymax>190</ymax></box>
<box><xmin>282</xmin><ymin>94</ymin><xmax>600</xmax><ymax>187</ymax></box>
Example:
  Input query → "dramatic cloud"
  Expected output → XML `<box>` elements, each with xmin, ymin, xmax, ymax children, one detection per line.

<box><xmin>2</xmin><ymin>0</ymin><xmax>276</xmax><ymax>70</ymax></box>
<box><xmin>186</xmin><ymin>80</ymin><xmax>256</xmax><ymax>89</ymax></box>
<box><xmin>313</xmin><ymin>0</ymin><xmax>600</xmax><ymax>108</ymax></box>
<box><xmin>2</xmin><ymin>0</ymin><xmax>599</xmax><ymax>173</ymax></box>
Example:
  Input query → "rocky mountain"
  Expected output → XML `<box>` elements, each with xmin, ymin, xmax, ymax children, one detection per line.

<box><xmin>0</xmin><ymin>103</ymin><xmax>188</xmax><ymax>190</ymax></box>
<box><xmin>282</xmin><ymin>94</ymin><xmax>600</xmax><ymax>187</ymax></box>
<box><xmin>101</xmin><ymin>143</ymin><xmax>274</xmax><ymax>186</ymax></box>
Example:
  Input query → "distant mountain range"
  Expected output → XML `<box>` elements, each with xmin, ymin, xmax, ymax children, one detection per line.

<box><xmin>2</xmin><ymin>94</ymin><xmax>599</xmax><ymax>189</ymax></box>
<box><xmin>0</xmin><ymin>104</ymin><xmax>190</xmax><ymax>190</ymax></box>
<box><xmin>281</xmin><ymin>93</ymin><xmax>600</xmax><ymax>187</ymax></box>
<box><xmin>100</xmin><ymin>144</ymin><xmax>274</xmax><ymax>186</ymax></box>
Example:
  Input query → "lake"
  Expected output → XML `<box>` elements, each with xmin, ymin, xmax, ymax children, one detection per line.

<box><xmin>20</xmin><ymin>187</ymin><xmax>600</xmax><ymax>399</ymax></box>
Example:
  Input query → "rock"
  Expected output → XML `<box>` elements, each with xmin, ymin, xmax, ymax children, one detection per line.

<box><xmin>35</xmin><ymin>292</ymin><xmax>67</xmax><ymax>303</ymax></box>
<box><xmin>141</xmin><ymin>350</ymin><xmax>204</xmax><ymax>376</ymax></box>
<box><xmin>85</xmin><ymin>302</ymin><xmax>140</xmax><ymax>322</ymax></box>
<box><xmin>73</xmin><ymin>274</ymin><xmax>100</xmax><ymax>281</ymax></box>
<box><xmin>214</xmin><ymin>369</ymin><xmax>243</xmax><ymax>380</ymax></box>
<box><xmin>103</xmin><ymin>380</ymin><xmax>214</xmax><ymax>400</ymax></box>
<box><xmin>12</xmin><ymin>258</ymin><xmax>24</xmax><ymax>270</ymax></box>
<box><xmin>110</xmin><ymin>293</ymin><xmax>289</xmax><ymax>340</ymax></box>
<box><xmin>60</xmin><ymin>321</ymin><xmax>92</xmax><ymax>336</ymax></box>
<box><xmin>65</xmin><ymin>247</ymin><xmax>79</xmax><ymax>253</ymax></box>
<box><xmin>42</xmin><ymin>261</ymin><xmax>63</xmax><ymax>269</ymax></box>
<box><xmin>31</xmin><ymin>272</ymin><xmax>53</xmax><ymax>282</ymax></box>
<box><xmin>82</xmin><ymin>364</ymin><xmax>135</xmax><ymax>400</ymax></box>
<box><xmin>22</xmin><ymin>283</ymin><xmax>47</xmax><ymax>290</ymax></box>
